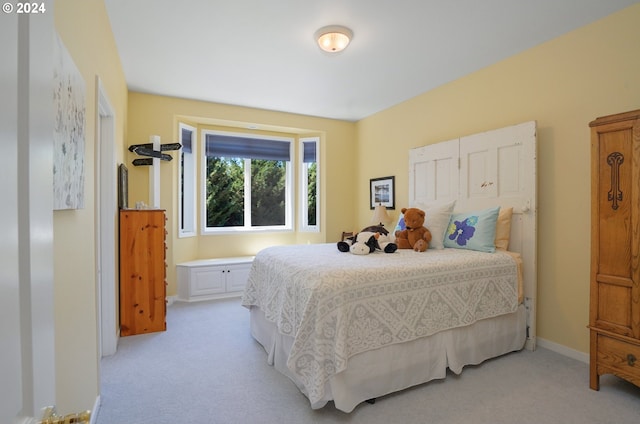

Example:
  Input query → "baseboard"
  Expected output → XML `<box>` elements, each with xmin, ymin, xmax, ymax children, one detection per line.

<box><xmin>166</xmin><ymin>295</ymin><xmax>178</xmax><ymax>306</ymax></box>
<box><xmin>537</xmin><ymin>337</ymin><xmax>589</xmax><ymax>363</ymax></box>
<box><xmin>90</xmin><ymin>395</ymin><xmax>100</xmax><ymax>424</ymax></box>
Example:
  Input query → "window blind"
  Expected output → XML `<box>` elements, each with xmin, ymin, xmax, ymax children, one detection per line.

<box><xmin>303</xmin><ymin>141</ymin><xmax>316</xmax><ymax>163</ymax></box>
<box><xmin>205</xmin><ymin>134</ymin><xmax>290</xmax><ymax>161</ymax></box>
<box><xmin>181</xmin><ymin>128</ymin><xmax>192</xmax><ymax>153</ymax></box>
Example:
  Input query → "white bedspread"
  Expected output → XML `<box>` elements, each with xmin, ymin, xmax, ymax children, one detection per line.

<box><xmin>241</xmin><ymin>243</ymin><xmax>519</xmax><ymax>405</ymax></box>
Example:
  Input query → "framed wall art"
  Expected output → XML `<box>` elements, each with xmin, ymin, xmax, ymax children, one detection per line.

<box><xmin>53</xmin><ymin>33</ymin><xmax>86</xmax><ymax>210</ymax></box>
<box><xmin>370</xmin><ymin>176</ymin><xmax>395</xmax><ymax>210</ymax></box>
<box><xmin>118</xmin><ymin>163</ymin><xmax>128</xmax><ymax>209</ymax></box>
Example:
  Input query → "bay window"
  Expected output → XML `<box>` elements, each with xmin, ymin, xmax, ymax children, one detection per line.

<box><xmin>202</xmin><ymin>130</ymin><xmax>293</xmax><ymax>232</ymax></box>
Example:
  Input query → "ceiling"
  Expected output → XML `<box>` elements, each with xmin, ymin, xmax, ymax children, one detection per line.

<box><xmin>105</xmin><ymin>0</ymin><xmax>638</xmax><ymax>122</ymax></box>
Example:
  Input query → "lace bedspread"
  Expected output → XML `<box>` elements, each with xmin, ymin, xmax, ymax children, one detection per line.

<box><xmin>241</xmin><ymin>243</ymin><xmax>519</xmax><ymax>405</ymax></box>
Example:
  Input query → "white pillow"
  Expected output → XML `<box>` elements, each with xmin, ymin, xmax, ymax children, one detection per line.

<box><xmin>410</xmin><ymin>200</ymin><xmax>456</xmax><ymax>250</ymax></box>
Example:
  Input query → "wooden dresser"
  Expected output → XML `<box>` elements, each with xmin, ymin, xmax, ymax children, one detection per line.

<box><xmin>589</xmin><ymin>109</ymin><xmax>640</xmax><ymax>390</ymax></box>
<box><xmin>119</xmin><ymin>209</ymin><xmax>167</xmax><ymax>336</ymax></box>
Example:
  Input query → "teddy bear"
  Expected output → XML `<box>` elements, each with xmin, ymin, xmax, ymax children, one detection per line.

<box><xmin>394</xmin><ymin>207</ymin><xmax>432</xmax><ymax>252</ymax></box>
<box><xmin>337</xmin><ymin>224</ymin><xmax>398</xmax><ymax>255</ymax></box>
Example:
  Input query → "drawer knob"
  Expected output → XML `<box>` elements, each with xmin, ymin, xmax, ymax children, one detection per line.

<box><xmin>628</xmin><ymin>354</ymin><xmax>636</xmax><ymax>366</ymax></box>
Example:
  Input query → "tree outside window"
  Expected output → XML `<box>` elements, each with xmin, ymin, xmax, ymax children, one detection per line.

<box><xmin>300</xmin><ymin>137</ymin><xmax>319</xmax><ymax>232</ymax></box>
<box><xmin>202</xmin><ymin>131</ymin><xmax>292</xmax><ymax>232</ymax></box>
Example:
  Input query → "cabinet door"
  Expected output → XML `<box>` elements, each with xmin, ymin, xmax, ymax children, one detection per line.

<box><xmin>591</xmin><ymin>116</ymin><xmax>640</xmax><ymax>339</ymax></box>
<box><xmin>225</xmin><ymin>263</ymin><xmax>251</xmax><ymax>292</ymax></box>
<box><xmin>191</xmin><ymin>267</ymin><xmax>226</xmax><ymax>297</ymax></box>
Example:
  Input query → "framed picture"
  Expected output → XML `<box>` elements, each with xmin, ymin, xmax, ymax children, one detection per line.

<box><xmin>53</xmin><ymin>33</ymin><xmax>86</xmax><ymax>210</ymax></box>
<box><xmin>118</xmin><ymin>163</ymin><xmax>128</xmax><ymax>209</ymax></box>
<box><xmin>370</xmin><ymin>176</ymin><xmax>395</xmax><ymax>210</ymax></box>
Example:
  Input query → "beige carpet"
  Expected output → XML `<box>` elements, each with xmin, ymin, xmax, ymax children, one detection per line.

<box><xmin>95</xmin><ymin>297</ymin><xmax>640</xmax><ymax>424</ymax></box>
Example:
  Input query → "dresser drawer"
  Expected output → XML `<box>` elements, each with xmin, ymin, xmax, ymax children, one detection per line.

<box><xmin>597</xmin><ymin>335</ymin><xmax>640</xmax><ymax>386</ymax></box>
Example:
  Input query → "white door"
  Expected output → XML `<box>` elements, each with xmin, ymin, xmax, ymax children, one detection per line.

<box><xmin>407</xmin><ymin>121</ymin><xmax>537</xmax><ymax>349</ymax></box>
<box><xmin>458</xmin><ymin>121</ymin><xmax>537</xmax><ymax>348</ymax></box>
<box><xmin>458</xmin><ymin>121</ymin><xmax>536</xmax><ymax>215</ymax></box>
<box><xmin>409</xmin><ymin>138</ymin><xmax>459</xmax><ymax>206</ymax></box>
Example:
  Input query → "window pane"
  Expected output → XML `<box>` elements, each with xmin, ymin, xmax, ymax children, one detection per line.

<box><xmin>206</xmin><ymin>157</ymin><xmax>244</xmax><ymax>227</ymax></box>
<box><xmin>307</xmin><ymin>161</ymin><xmax>317</xmax><ymax>225</ymax></box>
<box><xmin>202</xmin><ymin>130</ymin><xmax>292</xmax><ymax>232</ymax></box>
<box><xmin>180</xmin><ymin>153</ymin><xmax>185</xmax><ymax>226</ymax></box>
<box><xmin>299</xmin><ymin>137</ymin><xmax>319</xmax><ymax>232</ymax></box>
<box><xmin>251</xmin><ymin>159</ymin><xmax>285</xmax><ymax>226</ymax></box>
<box><xmin>180</xmin><ymin>128</ymin><xmax>191</xmax><ymax>229</ymax></box>
<box><xmin>179</xmin><ymin>123</ymin><xmax>196</xmax><ymax>237</ymax></box>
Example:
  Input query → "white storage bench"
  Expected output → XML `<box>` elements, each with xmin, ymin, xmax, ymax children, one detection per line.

<box><xmin>176</xmin><ymin>256</ymin><xmax>254</xmax><ymax>302</ymax></box>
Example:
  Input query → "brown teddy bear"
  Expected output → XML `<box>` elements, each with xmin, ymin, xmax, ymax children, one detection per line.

<box><xmin>394</xmin><ymin>207</ymin><xmax>432</xmax><ymax>252</ymax></box>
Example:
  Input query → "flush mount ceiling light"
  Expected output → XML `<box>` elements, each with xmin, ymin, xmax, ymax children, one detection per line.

<box><xmin>315</xmin><ymin>25</ymin><xmax>353</xmax><ymax>53</ymax></box>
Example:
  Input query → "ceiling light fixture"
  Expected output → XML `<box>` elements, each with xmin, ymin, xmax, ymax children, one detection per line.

<box><xmin>315</xmin><ymin>25</ymin><xmax>353</xmax><ymax>53</ymax></box>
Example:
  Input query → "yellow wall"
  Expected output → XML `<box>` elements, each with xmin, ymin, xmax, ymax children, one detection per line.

<box><xmin>54</xmin><ymin>0</ymin><xmax>128</xmax><ymax>414</ymax></box>
<box><xmin>356</xmin><ymin>4</ymin><xmax>640</xmax><ymax>354</ymax></box>
<box><xmin>126</xmin><ymin>92</ymin><xmax>356</xmax><ymax>295</ymax></box>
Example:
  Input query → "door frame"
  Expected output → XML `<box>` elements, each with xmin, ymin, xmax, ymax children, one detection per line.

<box><xmin>96</xmin><ymin>77</ymin><xmax>118</xmax><ymax>357</ymax></box>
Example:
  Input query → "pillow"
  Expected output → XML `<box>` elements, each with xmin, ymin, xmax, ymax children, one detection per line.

<box><xmin>394</xmin><ymin>200</ymin><xmax>456</xmax><ymax>250</ymax></box>
<box><xmin>444</xmin><ymin>206</ymin><xmax>500</xmax><ymax>253</ymax></box>
<box><xmin>394</xmin><ymin>214</ymin><xmax>405</xmax><ymax>232</ymax></box>
<box><xmin>494</xmin><ymin>207</ymin><xmax>513</xmax><ymax>251</ymax></box>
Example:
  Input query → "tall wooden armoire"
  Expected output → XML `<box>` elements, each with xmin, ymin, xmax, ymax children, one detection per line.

<box><xmin>119</xmin><ymin>209</ymin><xmax>167</xmax><ymax>336</ymax></box>
<box><xmin>589</xmin><ymin>109</ymin><xmax>640</xmax><ymax>390</ymax></box>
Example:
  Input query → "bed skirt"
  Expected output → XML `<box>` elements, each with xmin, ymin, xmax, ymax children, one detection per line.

<box><xmin>249</xmin><ymin>304</ymin><xmax>526</xmax><ymax>413</ymax></box>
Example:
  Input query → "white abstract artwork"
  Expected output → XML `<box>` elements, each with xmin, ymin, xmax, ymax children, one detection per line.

<box><xmin>53</xmin><ymin>33</ymin><xmax>85</xmax><ymax>210</ymax></box>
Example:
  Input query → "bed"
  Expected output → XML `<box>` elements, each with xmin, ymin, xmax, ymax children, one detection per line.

<box><xmin>242</xmin><ymin>121</ymin><xmax>537</xmax><ymax>412</ymax></box>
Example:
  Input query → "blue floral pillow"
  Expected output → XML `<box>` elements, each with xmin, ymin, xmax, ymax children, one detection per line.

<box><xmin>443</xmin><ymin>206</ymin><xmax>500</xmax><ymax>253</ymax></box>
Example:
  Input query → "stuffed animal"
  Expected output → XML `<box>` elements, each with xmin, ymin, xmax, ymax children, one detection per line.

<box><xmin>375</xmin><ymin>232</ymin><xmax>398</xmax><ymax>253</ymax></box>
<box><xmin>347</xmin><ymin>231</ymin><xmax>382</xmax><ymax>255</ymax></box>
<box><xmin>394</xmin><ymin>207</ymin><xmax>432</xmax><ymax>252</ymax></box>
<box><xmin>337</xmin><ymin>224</ymin><xmax>398</xmax><ymax>254</ymax></box>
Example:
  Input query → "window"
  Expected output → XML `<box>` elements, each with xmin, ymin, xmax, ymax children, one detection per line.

<box><xmin>299</xmin><ymin>137</ymin><xmax>319</xmax><ymax>232</ymax></box>
<box><xmin>201</xmin><ymin>130</ymin><xmax>293</xmax><ymax>233</ymax></box>
<box><xmin>178</xmin><ymin>123</ymin><xmax>196</xmax><ymax>237</ymax></box>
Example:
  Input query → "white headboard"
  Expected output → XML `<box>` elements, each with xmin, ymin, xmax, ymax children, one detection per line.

<box><xmin>408</xmin><ymin>121</ymin><xmax>537</xmax><ymax>349</ymax></box>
